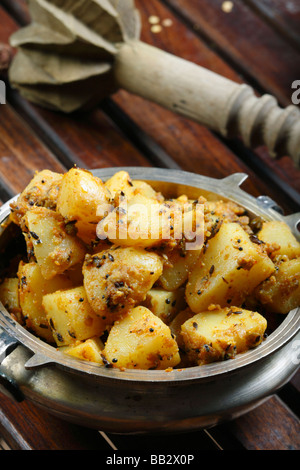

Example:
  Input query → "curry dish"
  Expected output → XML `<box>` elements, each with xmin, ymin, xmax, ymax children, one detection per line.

<box><xmin>0</xmin><ymin>168</ymin><xmax>299</xmax><ymax>371</ymax></box>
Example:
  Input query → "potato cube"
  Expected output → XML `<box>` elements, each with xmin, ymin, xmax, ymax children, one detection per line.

<box><xmin>142</xmin><ymin>287</ymin><xmax>186</xmax><ymax>324</ymax></box>
<box><xmin>43</xmin><ymin>286</ymin><xmax>108</xmax><ymax>346</ymax></box>
<box><xmin>24</xmin><ymin>207</ymin><xmax>86</xmax><ymax>280</ymax></box>
<box><xmin>257</xmin><ymin>221</ymin><xmax>300</xmax><ymax>260</ymax></box>
<box><xmin>103</xmin><ymin>306</ymin><xmax>181</xmax><ymax>370</ymax></box>
<box><xmin>18</xmin><ymin>261</ymin><xmax>73</xmax><ymax>342</ymax></box>
<box><xmin>255</xmin><ymin>257</ymin><xmax>300</xmax><ymax>314</ymax></box>
<box><xmin>97</xmin><ymin>194</ymin><xmax>164</xmax><ymax>248</ymax></box>
<box><xmin>0</xmin><ymin>277</ymin><xmax>22</xmax><ymax>322</ymax></box>
<box><xmin>186</xmin><ymin>222</ymin><xmax>275</xmax><ymax>312</ymax></box>
<box><xmin>9</xmin><ymin>169</ymin><xmax>62</xmax><ymax>227</ymax></box>
<box><xmin>204</xmin><ymin>200</ymin><xmax>250</xmax><ymax>233</ymax></box>
<box><xmin>131</xmin><ymin>180</ymin><xmax>163</xmax><ymax>201</ymax></box>
<box><xmin>159</xmin><ymin>246</ymin><xmax>203</xmax><ymax>291</ymax></box>
<box><xmin>104</xmin><ymin>171</ymin><xmax>162</xmax><ymax>202</ymax></box>
<box><xmin>104</xmin><ymin>170</ymin><xmax>135</xmax><ymax>200</ymax></box>
<box><xmin>62</xmin><ymin>337</ymin><xmax>104</xmax><ymax>364</ymax></box>
<box><xmin>181</xmin><ymin>307</ymin><xmax>267</xmax><ymax>365</ymax></box>
<box><xmin>98</xmin><ymin>195</ymin><xmax>202</xmax><ymax>249</ymax></box>
<box><xmin>57</xmin><ymin>168</ymin><xmax>111</xmax><ymax>243</ymax></box>
<box><xmin>83</xmin><ymin>246</ymin><xmax>163</xmax><ymax>319</ymax></box>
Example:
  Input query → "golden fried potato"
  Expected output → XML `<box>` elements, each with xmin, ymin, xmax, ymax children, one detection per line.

<box><xmin>82</xmin><ymin>246</ymin><xmax>163</xmax><ymax>320</ymax></box>
<box><xmin>186</xmin><ymin>222</ymin><xmax>275</xmax><ymax>312</ymax></box>
<box><xmin>181</xmin><ymin>306</ymin><xmax>267</xmax><ymax>365</ymax></box>
<box><xmin>23</xmin><ymin>206</ymin><xmax>86</xmax><ymax>280</ymax></box>
<box><xmin>10</xmin><ymin>169</ymin><xmax>62</xmax><ymax>227</ymax></box>
<box><xmin>142</xmin><ymin>287</ymin><xmax>186</xmax><ymax>325</ymax></box>
<box><xmin>18</xmin><ymin>261</ymin><xmax>73</xmax><ymax>342</ymax></box>
<box><xmin>0</xmin><ymin>277</ymin><xmax>22</xmax><ymax>323</ymax></box>
<box><xmin>255</xmin><ymin>257</ymin><xmax>300</xmax><ymax>314</ymax></box>
<box><xmin>43</xmin><ymin>286</ymin><xmax>107</xmax><ymax>346</ymax></box>
<box><xmin>257</xmin><ymin>221</ymin><xmax>300</xmax><ymax>260</ymax></box>
<box><xmin>57</xmin><ymin>168</ymin><xmax>111</xmax><ymax>243</ymax></box>
<box><xmin>62</xmin><ymin>337</ymin><xmax>105</xmax><ymax>364</ymax></box>
<box><xmin>103</xmin><ymin>306</ymin><xmax>180</xmax><ymax>370</ymax></box>
<box><xmin>158</xmin><ymin>245</ymin><xmax>203</xmax><ymax>291</ymax></box>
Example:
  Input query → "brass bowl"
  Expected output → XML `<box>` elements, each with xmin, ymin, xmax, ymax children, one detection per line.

<box><xmin>0</xmin><ymin>168</ymin><xmax>299</xmax><ymax>433</ymax></box>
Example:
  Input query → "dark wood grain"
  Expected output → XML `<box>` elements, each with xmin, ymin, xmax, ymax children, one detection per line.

<box><xmin>8</xmin><ymin>88</ymin><xmax>152</xmax><ymax>171</ymax></box>
<box><xmin>226</xmin><ymin>395</ymin><xmax>300</xmax><ymax>450</ymax></box>
<box><xmin>0</xmin><ymin>392</ymin><xmax>111</xmax><ymax>450</ymax></box>
<box><xmin>0</xmin><ymin>0</ymin><xmax>30</xmax><ymax>26</ymax></box>
<box><xmin>0</xmin><ymin>102</ymin><xmax>65</xmax><ymax>195</ymax></box>
<box><xmin>245</xmin><ymin>0</ymin><xmax>300</xmax><ymax>50</ymax></box>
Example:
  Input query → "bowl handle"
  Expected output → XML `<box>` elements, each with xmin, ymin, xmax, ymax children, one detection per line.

<box><xmin>0</xmin><ymin>328</ymin><xmax>23</xmax><ymax>401</ymax></box>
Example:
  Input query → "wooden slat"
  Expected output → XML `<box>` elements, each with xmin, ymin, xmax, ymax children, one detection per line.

<box><xmin>0</xmin><ymin>0</ymin><xmax>30</xmax><ymax>25</ymax></box>
<box><xmin>0</xmin><ymin>392</ymin><xmax>111</xmax><ymax>450</ymax></box>
<box><xmin>224</xmin><ymin>395</ymin><xmax>300</xmax><ymax>450</ymax></box>
<box><xmin>0</xmin><ymin>102</ymin><xmax>65</xmax><ymax>196</ymax></box>
<box><xmin>9</xmin><ymin>88</ymin><xmax>152</xmax><ymax>171</ymax></box>
<box><xmin>0</xmin><ymin>436</ymin><xmax>11</xmax><ymax>450</ymax></box>
<box><xmin>245</xmin><ymin>0</ymin><xmax>300</xmax><ymax>50</ymax></box>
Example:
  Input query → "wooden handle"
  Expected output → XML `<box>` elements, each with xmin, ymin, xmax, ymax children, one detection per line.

<box><xmin>115</xmin><ymin>40</ymin><xmax>300</xmax><ymax>167</ymax></box>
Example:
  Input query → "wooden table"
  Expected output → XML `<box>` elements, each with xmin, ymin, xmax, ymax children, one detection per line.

<box><xmin>0</xmin><ymin>0</ymin><xmax>299</xmax><ymax>451</ymax></box>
